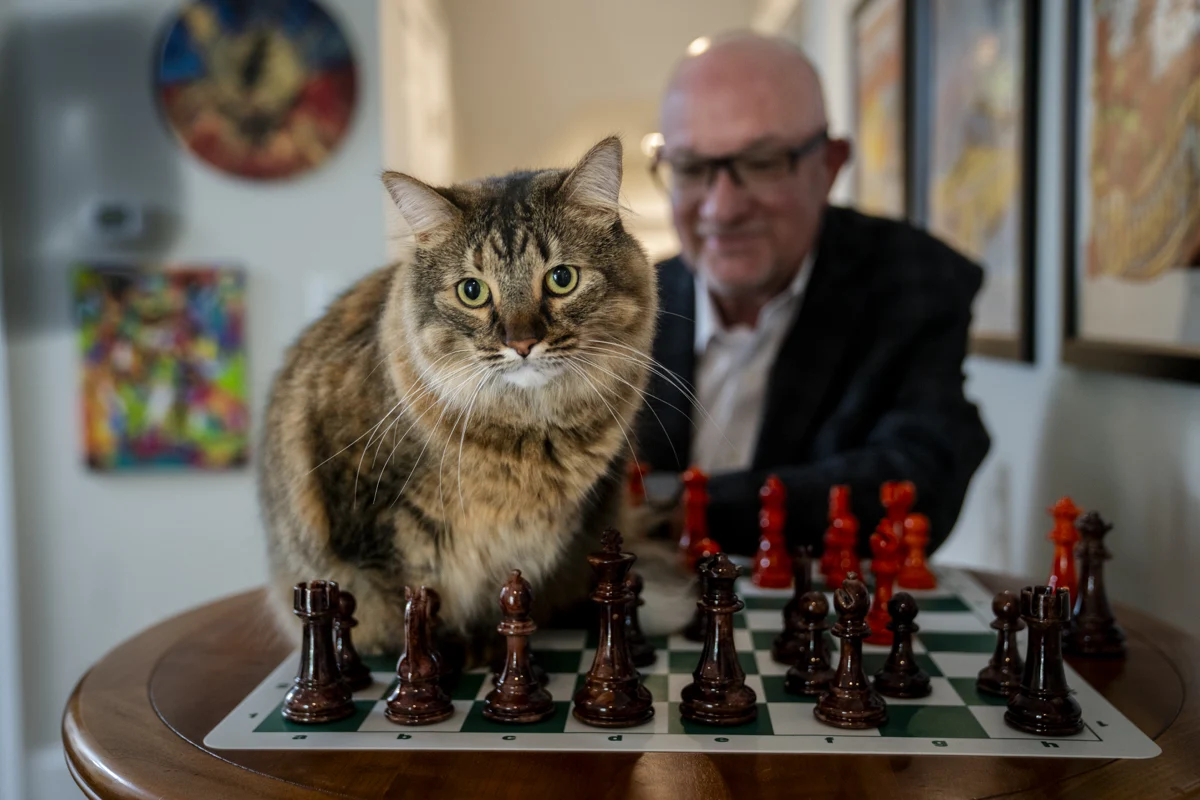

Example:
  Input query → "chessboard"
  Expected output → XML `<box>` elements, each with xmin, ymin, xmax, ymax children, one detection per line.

<box><xmin>204</xmin><ymin>565</ymin><xmax>1160</xmax><ymax>759</ymax></box>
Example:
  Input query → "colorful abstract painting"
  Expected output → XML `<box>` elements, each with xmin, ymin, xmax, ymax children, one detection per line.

<box><xmin>853</xmin><ymin>0</ymin><xmax>907</xmax><ymax>220</ymax></box>
<box><xmin>73</xmin><ymin>264</ymin><xmax>249</xmax><ymax>470</ymax></box>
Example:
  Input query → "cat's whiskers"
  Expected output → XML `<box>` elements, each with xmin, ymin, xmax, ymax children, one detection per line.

<box><xmin>436</xmin><ymin>369</ymin><xmax>494</xmax><ymax>521</ymax></box>
<box><xmin>560</xmin><ymin>361</ymin><xmax>643</xmax><ymax>474</ymax></box>
<box><xmin>570</xmin><ymin>352</ymin><xmax>681</xmax><ymax>468</ymax></box>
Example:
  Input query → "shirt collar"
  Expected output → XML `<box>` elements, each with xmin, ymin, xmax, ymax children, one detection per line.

<box><xmin>693</xmin><ymin>251</ymin><xmax>816</xmax><ymax>354</ymax></box>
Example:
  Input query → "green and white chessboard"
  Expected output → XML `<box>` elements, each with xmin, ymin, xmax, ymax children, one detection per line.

<box><xmin>204</xmin><ymin>567</ymin><xmax>1160</xmax><ymax>759</ymax></box>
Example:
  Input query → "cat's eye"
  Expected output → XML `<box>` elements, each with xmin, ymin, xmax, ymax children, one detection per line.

<box><xmin>545</xmin><ymin>265</ymin><xmax>579</xmax><ymax>296</ymax></box>
<box><xmin>456</xmin><ymin>278</ymin><xmax>491</xmax><ymax>307</ymax></box>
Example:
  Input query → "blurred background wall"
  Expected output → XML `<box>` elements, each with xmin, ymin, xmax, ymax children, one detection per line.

<box><xmin>0</xmin><ymin>0</ymin><xmax>1196</xmax><ymax>796</ymax></box>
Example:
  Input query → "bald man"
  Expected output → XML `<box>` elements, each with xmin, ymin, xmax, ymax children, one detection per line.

<box><xmin>636</xmin><ymin>33</ymin><xmax>991</xmax><ymax>557</ymax></box>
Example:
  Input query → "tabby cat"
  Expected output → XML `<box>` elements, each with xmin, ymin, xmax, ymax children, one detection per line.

<box><xmin>258</xmin><ymin>137</ymin><xmax>658</xmax><ymax>661</ymax></box>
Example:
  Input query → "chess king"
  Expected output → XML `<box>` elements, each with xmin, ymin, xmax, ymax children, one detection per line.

<box><xmin>257</xmin><ymin>136</ymin><xmax>660</xmax><ymax>664</ymax></box>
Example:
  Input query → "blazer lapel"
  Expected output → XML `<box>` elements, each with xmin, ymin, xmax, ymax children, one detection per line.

<box><xmin>639</xmin><ymin>257</ymin><xmax>696</xmax><ymax>472</ymax></box>
<box><xmin>752</xmin><ymin>208</ymin><xmax>867</xmax><ymax>468</ymax></box>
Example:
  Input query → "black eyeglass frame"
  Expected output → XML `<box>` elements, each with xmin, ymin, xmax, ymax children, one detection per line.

<box><xmin>649</xmin><ymin>128</ymin><xmax>831</xmax><ymax>193</ymax></box>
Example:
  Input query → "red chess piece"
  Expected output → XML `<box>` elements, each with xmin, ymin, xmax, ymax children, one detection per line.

<box><xmin>897</xmin><ymin>512</ymin><xmax>937</xmax><ymax>590</ymax></box>
<box><xmin>881</xmin><ymin>480</ymin><xmax>917</xmax><ymax>535</ymax></box>
<box><xmin>753</xmin><ymin>475</ymin><xmax>792</xmax><ymax>588</ymax></box>
<box><xmin>626</xmin><ymin>459</ymin><xmax>649</xmax><ymax>507</ymax></box>
<box><xmin>822</xmin><ymin>486</ymin><xmax>860</xmax><ymax>586</ymax></box>
<box><xmin>865</xmin><ymin>521</ymin><xmax>903</xmax><ymax>646</ymax></box>
<box><xmin>680</xmin><ymin>466</ymin><xmax>721</xmax><ymax>570</ymax></box>
<box><xmin>1047</xmin><ymin>497</ymin><xmax>1083</xmax><ymax>600</ymax></box>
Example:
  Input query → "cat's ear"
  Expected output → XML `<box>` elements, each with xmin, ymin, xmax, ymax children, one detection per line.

<box><xmin>560</xmin><ymin>136</ymin><xmax>623</xmax><ymax>218</ymax></box>
<box><xmin>382</xmin><ymin>171</ymin><xmax>461</xmax><ymax>244</ymax></box>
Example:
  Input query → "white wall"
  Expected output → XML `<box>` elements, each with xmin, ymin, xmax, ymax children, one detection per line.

<box><xmin>0</xmin><ymin>0</ymin><xmax>388</xmax><ymax>795</ymax></box>
<box><xmin>797</xmin><ymin>0</ymin><xmax>1200</xmax><ymax>636</ymax></box>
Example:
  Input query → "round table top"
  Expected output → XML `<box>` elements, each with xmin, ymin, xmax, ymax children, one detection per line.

<box><xmin>62</xmin><ymin>571</ymin><xmax>1200</xmax><ymax>800</ymax></box>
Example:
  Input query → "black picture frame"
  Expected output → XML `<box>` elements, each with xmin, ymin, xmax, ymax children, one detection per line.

<box><xmin>914</xmin><ymin>0</ymin><xmax>1040</xmax><ymax>363</ymax></box>
<box><xmin>850</xmin><ymin>0</ymin><xmax>917</xmax><ymax>221</ymax></box>
<box><xmin>1061</xmin><ymin>0</ymin><xmax>1200</xmax><ymax>384</ymax></box>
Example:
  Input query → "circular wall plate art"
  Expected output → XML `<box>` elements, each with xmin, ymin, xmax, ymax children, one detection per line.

<box><xmin>155</xmin><ymin>0</ymin><xmax>358</xmax><ymax>181</ymax></box>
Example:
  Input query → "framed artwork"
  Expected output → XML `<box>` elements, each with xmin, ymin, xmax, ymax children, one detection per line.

<box><xmin>154</xmin><ymin>0</ymin><xmax>358</xmax><ymax>181</ymax></box>
<box><xmin>73</xmin><ymin>264</ymin><xmax>249</xmax><ymax>470</ymax></box>
<box><xmin>852</xmin><ymin>0</ymin><xmax>914</xmax><ymax>220</ymax></box>
<box><xmin>918</xmin><ymin>0</ymin><xmax>1039</xmax><ymax>362</ymax></box>
<box><xmin>1062</xmin><ymin>0</ymin><xmax>1200</xmax><ymax>383</ymax></box>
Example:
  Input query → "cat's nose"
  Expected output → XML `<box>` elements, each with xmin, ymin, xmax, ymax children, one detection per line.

<box><xmin>507</xmin><ymin>338</ymin><xmax>539</xmax><ymax>358</ymax></box>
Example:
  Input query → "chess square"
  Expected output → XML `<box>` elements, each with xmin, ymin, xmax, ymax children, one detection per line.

<box><xmin>665</xmin><ymin>673</ymin><xmax>765</xmax><ymax>703</ymax></box>
<box><xmin>969</xmin><ymin>706</ymin><xmax>1099</xmax><ymax>742</ymax></box>
<box><xmin>914</xmin><ymin>611</ymin><xmax>991</xmax><ymax>633</ymax></box>
<box><xmin>917</xmin><ymin>633</ymin><xmax>998</xmax><ymax>654</ymax></box>
<box><xmin>929</xmin><ymin>651</ymin><xmax>991</xmax><ymax>679</ymax></box>
<box><xmin>759</xmin><ymin>675</ymin><xmax>817</xmax><ymax>704</ymax></box>
<box><xmin>767</xmin><ymin>703</ymin><xmax>881</xmax><ymax>736</ymax></box>
<box><xmin>356</xmin><ymin>674</ymin><xmax>395</xmax><ymax>701</ymax></box>
<box><xmin>458</xmin><ymin>701</ymin><xmax>572</xmax><ymax>734</ymax></box>
<box><xmin>745</xmin><ymin>610</ymin><xmax>784</xmax><ymax>631</ymax></box>
<box><xmin>754</xmin><ymin>650</ymin><xmax>791</xmax><ymax>676</ymax></box>
<box><xmin>254</xmin><ymin>700</ymin><xmax>375</xmax><ymax>733</ymax></box>
<box><xmin>562</xmin><ymin>701</ymin><xmax>669</xmax><ymax>733</ymax></box>
<box><xmin>534</xmin><ymin>629</ymin><xmax>587</xmax><ymax>650</ymax></box>
<box><xmin>878</xmin><ymin>677</ymin><xmax>961</xmax><ymax>706</ymax></box>
<box><xmin>879</xmin><ymin>705</ymin><xmax>990</xmax><ymax>739</ymax></box>
<box><xmin>668</xmin><ymin>702</ymin><xmax>774</xmax><ymax>736</ymax></box>
<box><xmin>357</xmin><ymin>699</ymin><xmax>473</xmax><ymax>732</ymax></box>
<box><xmin>948</xmin><ymin>677</ymin><xmax>1011</xmax><ymax>707</ymax></box>
<box><xmin>667</xmin><ymin>634</ymin><xmax>703</xmax><ymax>651</ymax></box>
<box><xmin>669</xmin><ymin>650</ymin><xmax>757</xmax><ymax>675</ymax></box>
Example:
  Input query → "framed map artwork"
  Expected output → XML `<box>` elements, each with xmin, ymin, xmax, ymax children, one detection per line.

<box><xmin>1062</xmin><ymin>0</ymin><xmax>1200</xmax><ymax>383</ymax></box>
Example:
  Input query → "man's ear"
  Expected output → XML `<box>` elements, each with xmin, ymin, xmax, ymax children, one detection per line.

<box><xmin>382</xmin><ymin>171</ymin><xmax>461</xmax><ymax>244</ymax></box>
<box><xmin>560</xmin><ymin>136</ymin><xmax>623</xmax><ymax>219</ymax></box>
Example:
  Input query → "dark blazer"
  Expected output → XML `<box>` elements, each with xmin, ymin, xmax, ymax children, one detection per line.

<box><xmin>635</xmin><ymin>205</ymin><xmax>991</xmax><ymax>556</ymax></box>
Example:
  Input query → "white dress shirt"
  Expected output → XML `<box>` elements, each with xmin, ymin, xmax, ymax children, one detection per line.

<box><xmin>690</xmin><ymin>254</ymin><xmax>815</xmax><ymax>475</ymax></box>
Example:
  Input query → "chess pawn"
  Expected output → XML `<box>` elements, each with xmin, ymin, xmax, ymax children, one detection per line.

<box><xmin>814</xmin><ymin>575</ymin><xmax>888</xmax><ymax>729</ymax></box>
<box><xmin>1064</xmin><ymin>511</ymin><xmax>1125</xmax><ymax>658</ymax></box>
<box><xmin>1047</xmin><ymin>497</ymin><xmax>1083</xmax><ymax>600</ymax></box>
<box><xmin>771</xmin><ymin>545</ymin><xmax>816</xmax><ymax>664</ymax></box>
<box><xmin>753</xmin><ymin>474</ymin><xmax>792</xmax><ymax>588</ymax></box>
<box><xmin>872</xmin><ymin>592</ymin><xmax>930</xmax><ymax>698</ymax></box>
<box><xmin>897</xmin><ymin>513</ymin><xmax>937</xmax><ymax>590</ymax></box>
<box><xmin>680</xmin><ymin>554</ymin><xmax>758</xmax><ymax>725</ymax></box>
<box><xmin>385</xmin><ymin>586</ymin><xmax>454</xmax><ymax>725</ymax></box>
<box><xmin>283</xmin><ymin>580</ymin><xmax>356</xmax><ymax>724</ymax></box>
<box><xmin>334</xmin><ymin>591</ymin><xmax>373</xmax><ymax>692</ymax></box>
<box><xmin>572</xmin><ymin>530</ymin><xmax>654</xmax><ymax>727</ymax></box>
<box><xmin>783</xmin><ymin>591</ymin><xmax>836</xmax><ymax>696</ymax></box>
<box><xmin>680</xmin><ymin>466</ymin><xmax>722</xmax><ymax>569</ymax></box>
<box><xmin>880</xmin><ymin>480</ymin><xmax>916</xmax><ymax>532</ymax></box>
<box><xmin>864</xmin><ymin>522</ymin><xmax>902</xmax><ymax>646</ymax></box>
<box><xmin>820</xmin><ymin>485</ymin><xmax>851</xmax><ymax>579</ymax></box>
<box><xmin>977</xmin><ymin>590</ymin><xmax>1025</xmax><ymax>697</ymax></box>
<box><xmin>624</xmin><ymin>570</ymin><xmax>657</xmax><ymax>667</ymax></box>
<box><xmin>484</xmin><ymin>570</ymin><xmax>555</xmax><ymax>723</ymax></box>
<box><xmin>1005</xmin><ymin>585</ymin><xmax>1083</xmax><ymax>736</ymax></box>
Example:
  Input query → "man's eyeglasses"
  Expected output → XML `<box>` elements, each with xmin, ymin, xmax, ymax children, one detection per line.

<box><xmin>649</xmin><ymin>129</ymin><xmax>829</xmax><ymax>198</ymax></box>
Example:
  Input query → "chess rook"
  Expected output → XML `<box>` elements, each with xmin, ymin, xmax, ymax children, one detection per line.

<box><xmin>334</xmin><ymin>591</ymin><xmax>373</xmax><ymax>693</ymax></box>
<box><xmin>1004</xmin><ymin>585</ymin><xmax>1083</xmax><ymax>736</ymax></box>
<box><xmin>815</xmin><ymin>575</ymin><xmax>888</xmax><ymax>728</ymax></box>
<box><xmin>283</xmin><ymin>580</ymin><xmax>356</xmax><ymax>724</ymax></box>
<box><xmin>872</xmin><ymin>592</ymin><xmax>930</xmax><ymax>698</ymax></box>
<box><xmin>680</xmin><ymin>554</ymin><xmax>758</xmax><ymax>725</ymax></box>
<box><xmin>1064</xmin><ymin>511</ymin><xmax>1125</xmax><ymax>658</ymax></box>
<box><xmin>680</xmin><ymin>467</ymin><xmax>722</xmax><ymax>569</ymax></box>
<box><xmin>771</xmin><ymin>545</ymin><xmax>815</xmax><ymax>665</ymax></box>
<box><xmin>977</xmin><ymin>590</ymin><xmax>1025</xmax><ymax>697</ymax></box>
<box><xmin>753</xmin><ymin>474</ymin><xmax>792</xmax><ymax>588</ymax></box>
<box><xmin>624</xmin><ymin>570</ymin><xmax>658</xmax><ymax>668</ymax></box>
<box><xmin>483</xmin><ymin>570</ymin><xmax>555</xmax><ymax>724</ymax></box>
<box><xmin>783</xmin><ymin>590</ymin><xmax>836</xmax><ymax>696</ymax></box>
<box><xmin>572</xmin><ymin>530</ymin><xmax>654</xmax><ymax>727</ymax></box>
<box><xmin>385</xmin><ymin>586</ymin><xmax>454</xmax><ymax>725</ymax></box>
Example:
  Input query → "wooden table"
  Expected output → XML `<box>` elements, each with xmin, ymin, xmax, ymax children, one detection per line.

<box><xmin>62</xmin><ymin>572</ymin><xmax>1200</xmax><ymax>799</ymax></box>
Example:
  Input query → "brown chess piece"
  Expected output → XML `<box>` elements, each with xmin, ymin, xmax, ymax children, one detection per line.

<box><xmin>1064</xmin><ymin>511</ymin><xmax>1125</xmax><ymax>658</ymax></box>
<box><xmin>872</xmin><ymin>592</ymin><xmax>931</xmax><ymax>698</ymax></box>
<box><xmin>682</xmin><ymin>553</ymin><xmax>717</xmax><ymax>642</ymax></box>
<box><xmin>624</xmin><ymin>570</ymin><xmax>657</xmax><ymax>668</ymax></box>
<box><xmin>385</xmin><ymin>586</ymin><xmax>454</xmax><ymax>725</ymax></box>
<box><xmin>1005</xmin><ymin>585</ymin><xmax>1083</xmax><ymax>736</ymax></box>
<box><xmin>783</xmin><ymin>590</ymin><xmax>836</xmax><ymax>696</ymax></box>
<box><xmin>283</xmin><ymin>580</ymin><xmax>356</xmax><ymax>724</ymax></box>
<box><xmin>772</xmin><ymin>545</ymin><xmax>815</xmax><ymax>664</ymax></box>
<box><xmin>977</xmin><ymin>590</ymin><xmax>1025</xmax><ymax>697</ymax></box>
<box><xmin>572</xmin><ymin>530</ymin><xmax>655</xmax><ymax>727</ymax></box>
<box><xmin>814</xmin><ymin>574</ymin><xmax>888</xmax><ymax>729</ymax></box>
<box><xmin>680</xmin><ymin>553</ymin><xmax>758</xmax><ymax>725</ymax></box>
<box><xmin>483</xmin><ymin>570</ymin><xmax>555</xmax><ymax>723</ymax></box>
<box><xmin>333</xmin><ymin>591</ymin><xmax>373</xmax><ymax>692</ymax></box>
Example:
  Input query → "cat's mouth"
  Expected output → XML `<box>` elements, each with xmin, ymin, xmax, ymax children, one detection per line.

<box><xmin>500</xmin><ymin>361</ymin><xmax>561</xmax><ymax>389</ymax></box>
